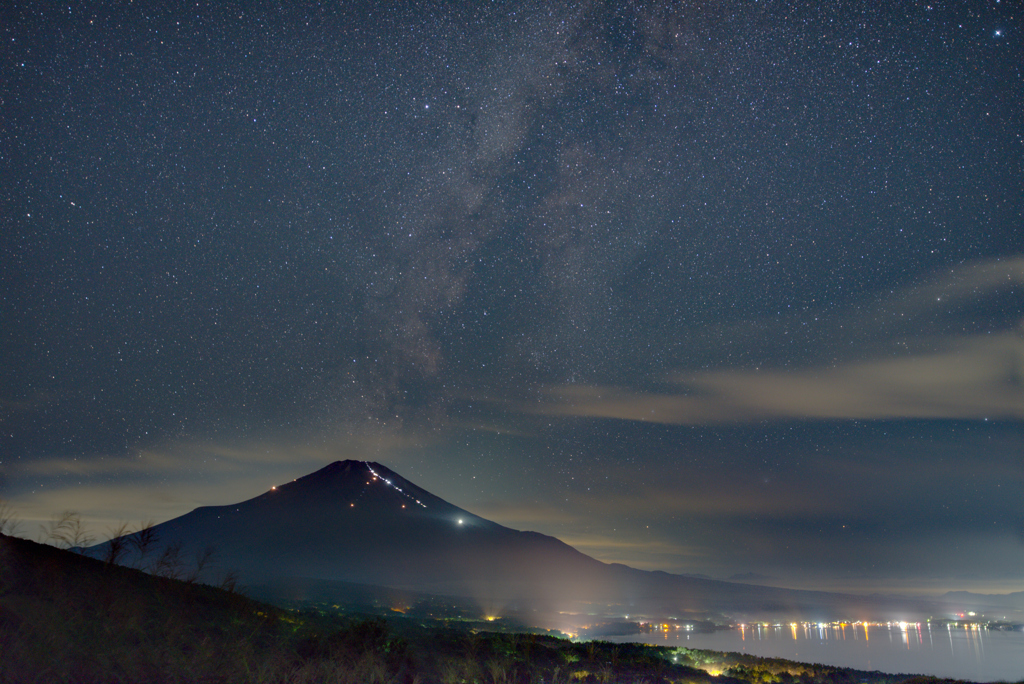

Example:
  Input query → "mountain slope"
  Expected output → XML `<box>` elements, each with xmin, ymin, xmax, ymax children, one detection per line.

<box><xmin>99</xmin><ymin>460</ymin><xmax>612</xmax><ymax>609</ymax></box>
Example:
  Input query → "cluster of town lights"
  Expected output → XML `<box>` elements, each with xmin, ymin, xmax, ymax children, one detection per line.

<box><xmin>641</xmin><ymin>619</ymin><xmax>994</xmax><ymax>634</ymax></box>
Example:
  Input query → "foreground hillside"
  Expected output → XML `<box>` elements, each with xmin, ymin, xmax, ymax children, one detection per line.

<box><xmin>0</xmin><ymin>533</ymin><xmax>989</xmax><ymax>684</ymax></box>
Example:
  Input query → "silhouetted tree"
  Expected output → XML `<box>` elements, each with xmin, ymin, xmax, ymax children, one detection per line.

<box><xmin>218</xmin><ymin>569</ymin><xmax>240</xmax><ymax>593</ymax></box>
<box><xmin>0</xmin><ymin>499</ymin><xmax>21</xmax><ymax>536</ymax></box>
<box><xmin>154</xmin><ymin>540</ymin><xmax>185</xmax><ymax>579</ymax></box>
<box><xmin>103</xmin><ymin>522</ymin><xmax>132</xmax><ymax>565</ymax></box>
<box><xmin>44</xmin><ymin>510</ymin><xmax>94</xmax><ymax>552</ymax></box>
<box><xmin>185</xmin><ymin>545</ymin><xmax>217</xmax><ymax>583</ymax></box>
<box><xmin>129</xmin><ymin>520</ymin><xmax>158</xmax><ymax>570</ymax></box>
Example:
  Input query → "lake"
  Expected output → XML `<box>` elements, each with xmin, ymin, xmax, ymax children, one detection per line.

<box><xmin>609</xmin><ymin>622</ymin><xmax>1024</xmax><ymax>683</ymax></box>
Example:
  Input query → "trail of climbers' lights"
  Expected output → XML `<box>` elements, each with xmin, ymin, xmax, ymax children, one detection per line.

<box><xmin>365</xmin><ymin>463</ymin><xmax>427</xmax><ymax>508</ymax></box>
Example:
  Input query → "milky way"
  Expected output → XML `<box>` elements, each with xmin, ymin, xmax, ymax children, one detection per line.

<box><xmin>2</xmin><ymin>1</ymin><xmax>1021</xmax><ymax>593</ymax></box>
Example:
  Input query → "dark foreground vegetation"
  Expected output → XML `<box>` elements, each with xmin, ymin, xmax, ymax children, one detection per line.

<box><xmin>0</xmin><ymin>533</ymin><xmax>995</xmax><ymax>684</ymax></box>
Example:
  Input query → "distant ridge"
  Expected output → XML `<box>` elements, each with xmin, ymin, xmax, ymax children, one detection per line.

<box><xmin>942</xmin><ymin>590</ymin><xmax>1024</xmax><ymax>610</ymax></box>
<box><xmin>728</xmin><ymin>573</ymin><xmax>780</xmax><ymax>584</ymax></box>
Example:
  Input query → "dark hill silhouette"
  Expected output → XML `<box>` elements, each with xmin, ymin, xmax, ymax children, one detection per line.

<box><xmin>0</xmin><ymin>531</ymin><xmax>287</xmax><ymax>681</ymax></box>
<box><xmin>91</xmin><ymin>460</ymin><xmax>968</xmax><ymax>621</ymax></box>
<box><xmin>5</xmin><ymin>531</ymin><xmax>959</xmax><ymax>684</ymax></box>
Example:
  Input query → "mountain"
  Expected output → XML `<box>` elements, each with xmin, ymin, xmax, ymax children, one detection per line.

<box><xmin>941</xmin><ymin>591</ymin><xmax>1024</xmax><ymax>614</ymax></box>
<box><xmin>97</xmin><ymin>460</ymin><xmax>610</xmax><ymax>611</ymax></box>
<box><xmin>90</xmin><ymin>460</ymin><xmax>987</xmax><ymax>622</ymax></box>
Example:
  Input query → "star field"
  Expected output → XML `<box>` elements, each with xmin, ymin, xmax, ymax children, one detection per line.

<box><xmin>2</xmin><ymin>0</ymin><xmax>1021</xmax><ymax>593</ymax></box>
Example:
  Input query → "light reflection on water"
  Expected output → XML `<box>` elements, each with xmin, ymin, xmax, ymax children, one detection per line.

<box><xmin>611</xmin><ymin>623</ymin><xmax>1024</xmax><ymax>683</ymax></box>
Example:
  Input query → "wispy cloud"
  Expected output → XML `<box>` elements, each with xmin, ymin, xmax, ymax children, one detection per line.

<box><xmin>686</xmin><ymin>332</ymin><xmax>1021</xmax><ymax>420</ymax></box>
<box><xmin>512</xmin><ymin>257</ymin><xmax>1024</xmax><ymax>424</ymax></box>
<box><xmin>568</xmin><ymin>482</ymin><xmax>850</xmax><ymax>518</ymax></box>
<box><xmin>557</xmin><ymin>533</ymin><xmax>711</xmax><ymax>570</ymax></box>
<box><xmin>16</xmin><ymin>426</ymin><xmax>437</xmax><ymax>480</ymax></box>
<box><xmin>5</xmin><ymin>427</ymin><xmax>443</xmax><ymax>533</ymax></box>
<box><xmin>471</xmin><ymin>499</ymin><xmax>582</xmax><ymax>527</ymax></box>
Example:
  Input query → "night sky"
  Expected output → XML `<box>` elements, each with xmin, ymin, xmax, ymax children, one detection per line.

<box><xmin>3</xmin><ymin>1</ymin><xmax>1022</xmax><ymax>595</ymax></box>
